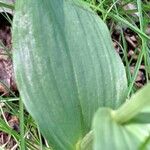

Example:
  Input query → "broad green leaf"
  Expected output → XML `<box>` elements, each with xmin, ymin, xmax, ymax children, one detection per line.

<box><xmin>12</xmin><ymin>0</ymin><xmax>127</xmax><ymax>149</ymax></box>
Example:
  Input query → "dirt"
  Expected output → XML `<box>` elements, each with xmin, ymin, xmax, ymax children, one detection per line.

<box><xmin>112</xmin><ymin>27</ymin><xmax>147</xmax><ymax>89</ymax></box>
<box><xmin>0</xmin><ymin>12</ymin><xmax>19</xmax><ymax>150</ymax></box>
<box><xmin>0</xmin><ymin>13</ymin><xmax>16</xmax><ymax>96</ymax></box>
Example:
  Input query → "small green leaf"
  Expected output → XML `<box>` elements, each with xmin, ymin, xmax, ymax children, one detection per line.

<box><xmin>93</xmin><ymin>84</ymin><xmax>150</xmax><ymax>150</ymax></box>
<box><xmin>113</xmin><ymin>83</ymin><xmax>150</xmax><ymax>124</ymax></box>
<box><xmin>93</xmin><ymin>108</ymin><xmax>140</xmax><ymax>150</ymax></box>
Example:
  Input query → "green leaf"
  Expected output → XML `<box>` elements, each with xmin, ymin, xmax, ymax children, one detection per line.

<box><xmin>93</xmin><ymin>108</ymin><xmax>140</xmax><ymax>150</ymax></box>
<box><xmin>92</xmin><ymin>108</ymin><xmax>149</xmax><ymax>150</ymax></box>
<box><xmin>113</xmin><ymin>83</ymin><xmax>150</xmax><ymax>124</ymax></box>
<box><xmin>93</xmin><ymin>84</ymin><xmax>150</xmax><ymax>150</ymax></box>
<box><xmin>12</xmin><ymin>0</ymin><xmax>127</xmax><ymax>149</ymax></box>
<box><xmin>129</xmin><ymin>112</ymin><xmax>150</xmax><ymax>124</ymax></box>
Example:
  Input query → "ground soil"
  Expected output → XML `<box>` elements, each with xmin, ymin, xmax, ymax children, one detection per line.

<box><xmin>0</xmin><ymin>12</ymin><xmax>19</xmax><ymax>150</ymax></box>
